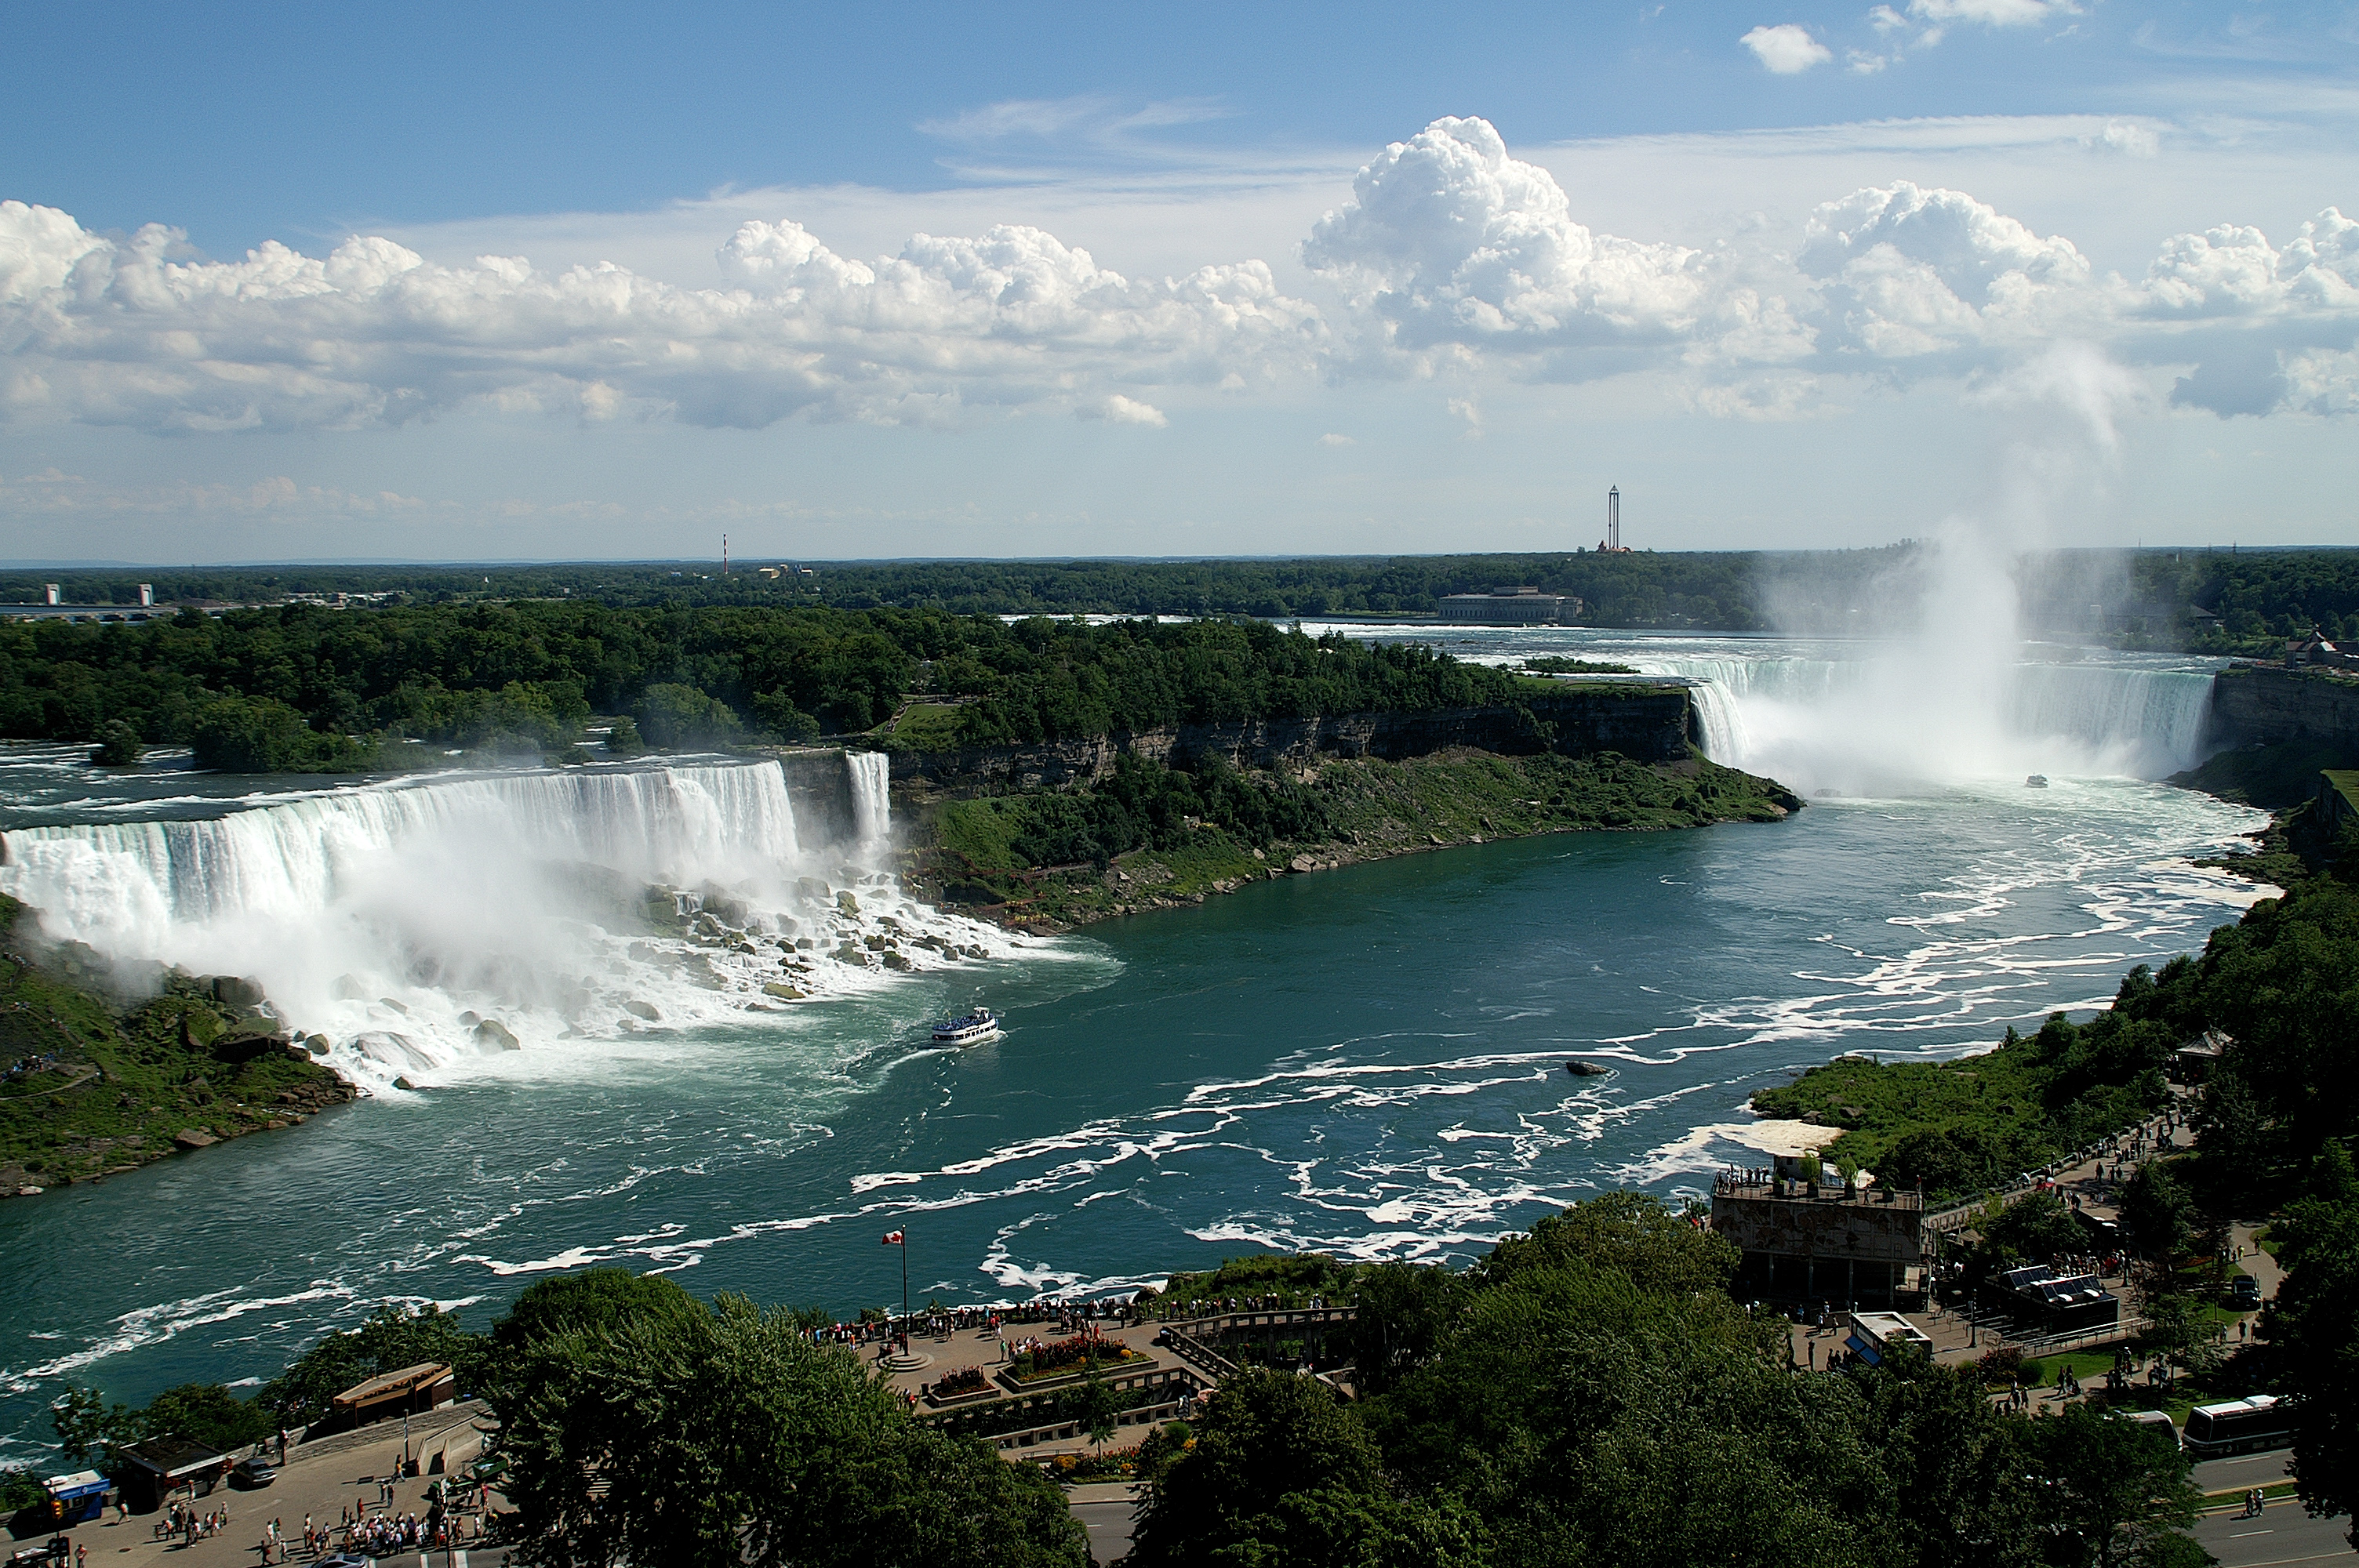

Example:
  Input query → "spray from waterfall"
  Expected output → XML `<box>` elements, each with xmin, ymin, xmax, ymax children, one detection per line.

<box><xmin>0</xmin><ymin>757</ymin><xmax>1017</xmax><ymax>1093</ymax></box>
<box><xmin>1662</xmin><ymin>344</ymin><xmax>2206</xmax><ymax>795</ymax></box>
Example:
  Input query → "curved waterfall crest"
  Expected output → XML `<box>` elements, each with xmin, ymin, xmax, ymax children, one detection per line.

<box><xmin>1629</xmin><ymin>648</ymin><xmax>2219</xmax><ymax>789</ymax></box>
<box><xmin>0</xmin><ymin>757</ymin><xmax>1018</xmax><ymax>1093</ymax></box>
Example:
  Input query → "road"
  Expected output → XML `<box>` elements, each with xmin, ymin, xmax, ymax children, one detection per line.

<box><xmin>2195</xmin><ymin>1499</ymin><xmax>2357</xmax><ymax>1566</ymax></box>
<box><xmin>1067</xmin><ymin>1485</ymin><xmax>1138</xmax><ymax>1563</ymax></box>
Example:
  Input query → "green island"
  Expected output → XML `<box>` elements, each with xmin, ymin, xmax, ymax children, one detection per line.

<box><xmin>0</xmin><ymin>896</ymin><xmax>353</xmax><ymax>1192</ymax></box>
<box><xmin>909</xmin><ymin>748</ymin><xmax>1797</xmax><ymax>930</ymax></box>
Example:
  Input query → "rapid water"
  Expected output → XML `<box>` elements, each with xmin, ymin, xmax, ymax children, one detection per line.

<box><xmin>0</xmin><ymin>637</ymin><xmax>2274</xmax><ymax>1463</ymax></box>
<box><xmin>0</xmin><ymin>753</ymin><xmax>1020</xmax><ymax>1093</ymax></box>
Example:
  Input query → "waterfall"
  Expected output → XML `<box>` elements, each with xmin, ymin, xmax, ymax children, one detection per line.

<box><xmin>1627</xmin><ymin>649</ymin><xmax>2219</xmax><ymax>792</ymax></box>
<box><xmin>847</xmin><ymin>751</ymin><xmax>892</xmax><ymax>844</ymax></box>
<box><xmin>0</xmin><ymin>757</ymin><xmax>1010</xmax><ymax>1091</ymax></box>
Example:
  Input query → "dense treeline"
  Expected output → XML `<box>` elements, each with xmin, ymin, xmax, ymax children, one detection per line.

<box><xmin>9</xmin><ymin>546</ymin><xmax>2353</xmax><ymax>645</ymax></box>
<box><xmin>0</xmin><ymin>602</ymin><xmax>1558</xmax><ymax>770</ymax></box>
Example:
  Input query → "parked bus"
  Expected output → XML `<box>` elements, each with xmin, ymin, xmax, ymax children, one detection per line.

<box><xmin>2121</xmin><ymin>1410</ymin><xmax>2181</xmax><ymax>1450</ymax></box>
<box><xmin>2184</xmin><ymin>1395</ymin><xmax>2291</xmax><ymax>1457</ymax></box>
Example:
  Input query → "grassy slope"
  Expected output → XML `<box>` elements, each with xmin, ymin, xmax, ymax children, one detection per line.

<box><xmin>907</xmin><ymin>750</ymin><xmax>1801</xmax><ymax>931</ymax></box>
<box><xmin>1747</xmin><ymin>1044</ymin><xmax>2051</xmax><ymax>1181</ymax></box>
<box><xmin>0</xmin><ymin>896</ymin><xmax>354</xmax><ymax>1193</ymax></box>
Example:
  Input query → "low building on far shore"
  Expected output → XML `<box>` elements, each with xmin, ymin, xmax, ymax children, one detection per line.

<box><xmin>1437</xmin><ymin>587</ymin><xmax>1574</xmax><ymax>625</ymax></box>
<box><xmin>1711</xmin><ymin>1156</ymin><xmax>1928</xmax><ymax>1309</ymax></box>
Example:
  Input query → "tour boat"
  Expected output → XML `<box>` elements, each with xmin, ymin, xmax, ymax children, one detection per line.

<box><xmin>931</xmin><ymin>1007</ymin><xmax>1001</xmax><ymax>1045</ymax></box>
<box><xmin>2025</xmin><ymin>775</ymin><xmax>2049</xmax><ymax>788</ymax></box>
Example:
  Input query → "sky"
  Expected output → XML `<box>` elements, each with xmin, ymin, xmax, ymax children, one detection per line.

<box><xmin>1</xmin><ymin>0</ymin><xmax>2354</xmax><ymax>563</ymax></box>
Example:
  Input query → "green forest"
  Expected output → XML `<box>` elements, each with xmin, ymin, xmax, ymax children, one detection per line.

<box><xmin>9</xmin><ymin>546</ymin><xmax>2354</xmax><ymax>648</ymax></box>
<box><xmin>0</xmin><ymin>604</ymin><xmax>1558</xmax><ymax>771</ymax></box>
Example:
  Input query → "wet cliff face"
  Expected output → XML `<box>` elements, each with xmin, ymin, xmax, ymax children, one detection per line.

<box><xmin>2210</xmin><ymin>666</ymin><xmax>2359</xmax><ymax>751</ymax></box>
<box><xmin>890</xmin><ymin>689</ymin><xmax>1694</xmax><ymax>790</ymax></box>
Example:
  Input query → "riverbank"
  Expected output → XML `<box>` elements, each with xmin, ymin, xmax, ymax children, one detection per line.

<box><xmin>0</xmin><ymin>896</ymin><xmax>354</xmax><ymax>1196</ymax></box>
<box><xmin>898</xmin><ymin>747</ymin><xmax>1802</xmax><ymax>932</ymax></box>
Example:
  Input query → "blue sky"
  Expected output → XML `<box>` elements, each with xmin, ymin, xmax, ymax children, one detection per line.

<box><xmin>2</xmin><ymin>1</ymin><xmax>2354</xmax><ymax>561</ymax></box>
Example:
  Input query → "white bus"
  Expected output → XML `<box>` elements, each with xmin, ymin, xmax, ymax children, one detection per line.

<box><xmin>2184</xmin><ymin>1395</ymin><xmax>2291</xmax><ymax>1457</ymax></box>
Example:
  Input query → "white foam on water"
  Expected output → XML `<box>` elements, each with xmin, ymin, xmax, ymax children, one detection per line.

<box><xmin>0</xmin><ymin>757</ymin><xmax>1027</xmax><ymax>1093</ymax></box>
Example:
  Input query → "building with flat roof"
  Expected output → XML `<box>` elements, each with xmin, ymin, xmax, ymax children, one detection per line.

<box><xmin>1711</xmin><ymin>1158</ymin><xmax>1928</xmax><ymax>1308</ymax></box>
<box><xmin>1437</xmin><ymin>586</ymin><xmax>1572</xmax><ymax>625</ymax></box>
<box><xmin>1996</xmin><ymin>1265</ymin><xmax>2119</xmax><ymax>1334</ymax></box>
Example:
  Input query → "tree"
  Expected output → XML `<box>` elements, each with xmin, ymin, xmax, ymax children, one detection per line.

<box><xmin>2028</xmin><ymin>1404</ymin><xmax>2202</xmax><ymax>1568</ymax></box>
<box><xmin>1074</xmin><ymin>1370</ymin><xmax>1120</xmax><ymax>1455</ymax></box>
<box><xmin>2263</xmin><ymin>1142</ymin><xmax>2359</xmax><ymax>1547</ymax></box>
<box><xmin>1470</xmin><ymin>1191</ymin><xmax>1737</xmax><ymax>1295</ymax></box>
<box><xmin>91</xmin><ymin>719</ymin><xmax>144</xmax><ymax>767</ymax></box>
<box><xmin>49</xmin><ymin>1385</ymin><xmax>134</xmax><ymax>1465</ymax></box>
<box><xmin>2120</xmin><ymin>1163</ymin><xmax>2195</xmax><ymax>1261</ymax></box>
<box><xmin>1343</xmin><ymin>1261</ymin><xmax>1463</xmax><ymax>1396</ymax></box>
<box><xmin>1128</xmin><ymin>1369</ymin><xmax>1478</xmax><ymax>1568</ymax></box>
<box><xmin>499</xmin><ymin>1290</ymin><xmax>1084</xmax><ymax>1568</ymax></box>
<box><xmin>136</xmin><ymin>1383</ymin><xmax>274</xmax><ymax>1451</ymax></box>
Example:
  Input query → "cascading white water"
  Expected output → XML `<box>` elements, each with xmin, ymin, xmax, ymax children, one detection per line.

<box><xmin>1627</xmin><ymin>648</ymin><xmax>2218</xmax><ymax>793</ymax></box>
<box><xmin>847</xmin><ymin>751</ymin><xmax>892</xmax><ymax>844</ymax></box>
<box><xmin>0</xmin><ymin>758</ymin><xmax>1015</xmax><ymax>1091</ymax></box>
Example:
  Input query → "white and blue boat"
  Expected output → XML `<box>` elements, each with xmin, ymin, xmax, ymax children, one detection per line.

<box><xmin>930</xmin><ymin>1007</ymin><xmax>1001</xmax><ymax>1045</ymax></box>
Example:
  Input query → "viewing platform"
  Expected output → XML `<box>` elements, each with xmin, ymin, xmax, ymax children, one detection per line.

<box><xmin>1711</xmin><ymin>1162</ymin><xmax>1928</xmax><ymax>1308</ymax></box>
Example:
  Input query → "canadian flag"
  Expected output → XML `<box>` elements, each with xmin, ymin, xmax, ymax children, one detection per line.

<box><xmin>881</xmin><ymin>1230</ymin><xmax>904</xmax><ymax>1246</ymax></box>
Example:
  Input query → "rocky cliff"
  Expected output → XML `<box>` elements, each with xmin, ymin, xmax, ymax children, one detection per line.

<box><xmin>2208</xmin><ymin>664</ymin><xmax>2359</xmax><ymax>753</ymax></box>
<box><xmin>887</xmin><ymin>686</ymin><xmax>1695</xmax><ymax>791</ymax></box>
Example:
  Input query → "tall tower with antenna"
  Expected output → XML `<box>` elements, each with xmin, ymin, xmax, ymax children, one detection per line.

<box><xmin>722</xmin><ymin>534</ymin><xmax>729</xmax><ymax>576</ymax></box>
<box><xmin>1607</xmin><ymin>486</ymin><xmax>1620</xmax><ymax>552</ymax></box>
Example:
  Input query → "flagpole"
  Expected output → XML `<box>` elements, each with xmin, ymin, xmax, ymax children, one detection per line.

<box><xmin>902</xmin><ymin>1234</ymin><xmax>909</xmax><ymax>1327</ymax></box>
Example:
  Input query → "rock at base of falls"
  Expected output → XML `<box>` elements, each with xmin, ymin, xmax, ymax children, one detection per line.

<box><xmin>623</xmin><ymin>1000</ymin><xmax>662</xmax><ymax>1022</ymax></box>
<box><xmin>762</xmin><ymin>981</ymin><xmax>807</xmax><ymax>1000</ymax></box>
<box><xmin>474</xmin><ymin>1019</ymin><xmax>521</xmax><ymax>1051</ymax></box>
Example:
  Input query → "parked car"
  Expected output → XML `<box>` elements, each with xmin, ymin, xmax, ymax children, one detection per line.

<box><xmin>314</xmin><ymin>1555</ymin><xmax>369</xmax><ymax>1568</ymax></box>
<box><xmin>228</xmin><ymin>1456</ymin><xmax>278</xmax><ymax>1490</ymax></box>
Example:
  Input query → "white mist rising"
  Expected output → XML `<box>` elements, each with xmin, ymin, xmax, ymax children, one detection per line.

<box><xmin>0</xmin><ymin>757</ymin><xmax>1017</xmax><ymax>1093</ymax></box>
<box><xmin>1679</xmin><ymin>344</ymin><xmax>2199</xmax><ymax>797</ymax></box>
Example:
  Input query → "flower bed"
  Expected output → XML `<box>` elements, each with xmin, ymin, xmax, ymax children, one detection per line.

<box><xmin>1005</xmin><ymin>1334</ymin><xmax>1143</xmax><ymax>1385</ymax></box>
<box><xmin>928</xmin><ymin>1365</ymin><xmax>994</xmax><ymax>1403</ymax></box>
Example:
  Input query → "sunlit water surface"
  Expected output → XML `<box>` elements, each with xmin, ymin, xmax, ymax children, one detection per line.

<box><xmin>0</xmin><ymin>631</ymin><xmax>2271</xmax><ymax>1459</ymax></box>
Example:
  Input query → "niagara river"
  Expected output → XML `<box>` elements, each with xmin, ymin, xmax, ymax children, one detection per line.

<box><xmin>0</xmin><ymin>630</ymin><xmax>2272</xmax><ymax>1463</ymax></box>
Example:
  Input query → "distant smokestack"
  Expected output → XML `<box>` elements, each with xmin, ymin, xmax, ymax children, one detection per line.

<box><xmin>1608</xmin><ymin>486</ymin><xmax>1620</xmax><ymax>552</ymax></box>
<box><xmin>138</xmin><ymin>583</ymin><xmax>154</xmax><ymax>608</ymax></box>
<box><xmin>722</xmin><ymin>534</ymin><xmax>729</xmax><ymax>576</ymax></box>
<box><xmin>44</xmin><ymin>583</ymin><xmax>60</xmax><ymax>607</ymax></box>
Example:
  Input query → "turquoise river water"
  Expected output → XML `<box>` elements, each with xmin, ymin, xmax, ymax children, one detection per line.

<box><xmin>0</xmin><ymin>630</ymin><xmax>2272</xmax><ymax>1461</ymax></box>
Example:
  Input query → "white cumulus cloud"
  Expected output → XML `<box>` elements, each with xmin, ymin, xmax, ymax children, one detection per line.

<box><xmin>1301</xmin><ymin>117</ymin><xmax>1711</xmax><ymax>361</ymax></box>
<box><xmin>1741</xmin><ymin>24</ymin><xmax>1834</xmax><ymax>72</ymax></box>
<box><xmin>0</xmin><ymin>200</ymin><xmax>1322</xmax><ymax>434</ymax></box>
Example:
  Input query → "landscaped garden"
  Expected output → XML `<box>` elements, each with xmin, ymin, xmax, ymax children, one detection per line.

<box><xmin>1007</xmin><ymin>1334</ymin><xmax>1143</xmax><ymax>1384</ymax></box>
